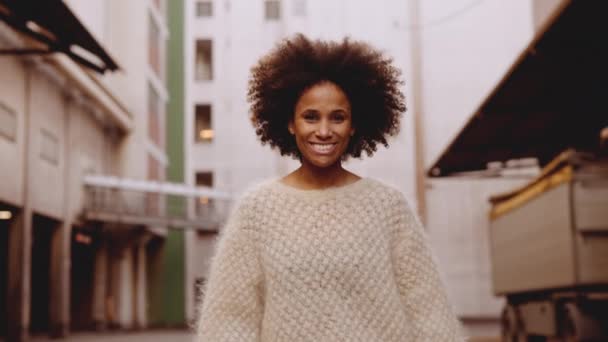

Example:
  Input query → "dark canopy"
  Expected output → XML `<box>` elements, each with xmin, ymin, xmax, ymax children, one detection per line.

<box><xmin>0</xmin><ymin>0</ymin><xmax>119</xmax><ymax>73</ymax></box>
<box><xmin>428</xmin><ymin>0</ymin><xmax>608</xmax><ymax>177</ymax></box>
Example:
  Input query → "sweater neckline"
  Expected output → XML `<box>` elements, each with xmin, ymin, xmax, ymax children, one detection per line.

<box><xmin>270</xmin><ymin>177</ymin><xmax>370</xmax><ymax>199</ymax></box>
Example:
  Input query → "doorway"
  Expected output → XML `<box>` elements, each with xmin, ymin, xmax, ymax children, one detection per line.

<box><xmin>29</xmin><ymin>214</ymin><xmax>57</xmax><ymax>334</ymax></box>
<box><xmin>70</xmin><ymin>227</ymin><xmax>96</xmax><ymax>330</ymax></box>
<box><xmin>0</xmin><ymin>204</ymin><xmax>14</xmax><ymax>337</ymax></box>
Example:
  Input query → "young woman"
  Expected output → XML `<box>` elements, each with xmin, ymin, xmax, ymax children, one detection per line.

<box><xmin>196</xmin><ymin>34</ymin><xmax>464</xmax><ymax>341</ymax></box>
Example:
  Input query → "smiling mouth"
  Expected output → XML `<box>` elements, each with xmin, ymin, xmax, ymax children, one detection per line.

<box><xmin>308</xmin><ymin>142</ymin><xmax>338</xmax><ymax>154</ymax></box>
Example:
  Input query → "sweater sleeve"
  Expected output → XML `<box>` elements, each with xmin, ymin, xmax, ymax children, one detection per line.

<box><xmin>389</xmin><ymin>193</ymin><xmax>465</xmax><ymax>341</ymax></box>
<box><xmin>195</xmin><ymin>200</ymin><xmax>264</xmax><ymax>341</ymax></box>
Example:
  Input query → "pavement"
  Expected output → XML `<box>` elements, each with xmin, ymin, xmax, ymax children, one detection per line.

<box><xmin>27</xmin><ymin>329</ymin><xmax>500</xmax><ymax>341</ymax></box>
<box><xmin>29</xmin><ymin>330</ymin><xmax>195</xmax><ymax>342</ymax></box>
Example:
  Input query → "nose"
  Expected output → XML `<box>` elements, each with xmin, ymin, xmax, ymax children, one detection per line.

<box><xmin>316</xmin><ymin>120</ymin><xmax>332</xmax><ymax>139</ymax></box>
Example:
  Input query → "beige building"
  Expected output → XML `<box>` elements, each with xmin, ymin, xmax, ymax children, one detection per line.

<box><xmin>0</xmin><ymin>0</ymin><xmax>171</xmax><ymax>340</ymax></box>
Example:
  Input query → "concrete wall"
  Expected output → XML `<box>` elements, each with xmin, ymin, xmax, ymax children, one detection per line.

<box><xmin>1</xmin><ymin>0</ymin><xmax>170</xmax><ymax>335</ymax></box>
<box><xmin>185</xmin><ymin>0</ymin><xmax>282</xmax><ymax>195</ymax></box>
<box><xmin>0</xmin><ymin>51</ymin><xmax>118</xmax><ymax>222</ymax></box>
<box><xmin>65</xmin><ymin>0</ymin><xmax>169</xmax><ymax>181</ymax></box>
<box><xmin>65</xmin><ymin>101</ymin><xmax>109</xmax><ymax>221</ymax></box>
<box><xmin>419</xmin><ymin>0</ymin><xmax>538</xmax><ymax>323</ymax></box>
<box><xmin>60</xmin><ymin>2</ymin><xmax>171</xmax><ymax>328</ymax></box>
<box><xmin>420</xmin><ymin>0</ymin><xmax>535</xmax><ymax>167</ymax></box>
<box><xmin>29</xmin><ymin>62</ymin><xmax>124</xmax><ymax>221</ymax></box>
<box><xmin>28</xmin><ymin>70</ymin><xmax>66</xmax><ymax>220</ymax></box>
<box><xmin>426</xmin><ymin>177</ymin><xmax>531</xmax><ymax>318</ymax></box>
<box><xmin>0</xmin><ymin>54</ymin><xmax>26</xmax><ymax>208</ymax></box>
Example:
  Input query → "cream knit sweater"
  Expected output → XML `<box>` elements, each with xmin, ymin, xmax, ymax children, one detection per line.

<box><xmin>196</xmin><ymin>178</ymin><xmax>464</xmax><ymax>341</ymax></box>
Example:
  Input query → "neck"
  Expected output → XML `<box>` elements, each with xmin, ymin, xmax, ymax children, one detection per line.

<box><xmin>292</xmin><ymin>160</ymin><xmax>352</xmax><ymax>189</ymax></box>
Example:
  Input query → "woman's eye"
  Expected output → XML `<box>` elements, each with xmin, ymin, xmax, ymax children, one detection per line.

<box><xmin>331</xmin><ymin>115</ymin><xmax>346</xmax><ymax>122</ymax></box>
<box><xmin>303</xmin><ymin>113</ymin><xmax>317</xmax><ymax>121</ymax></box>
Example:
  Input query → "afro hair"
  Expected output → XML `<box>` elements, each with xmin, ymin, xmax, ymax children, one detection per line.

<box><xmin>248</xmin><ymin>34</ymin><xmax>406</xmax><ymax>159</ymax></box>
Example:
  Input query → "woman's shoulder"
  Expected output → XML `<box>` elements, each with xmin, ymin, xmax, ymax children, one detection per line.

<box><xmin>362</xmin><ymin>177</ymin><xmax>406</xmax><ymax>202</ymax></box>
<box><xmin>362</xmin><ymin>178</ymin><xmax>420</xmax><ymax>219</ymax></box>
<box><xmin>230</xmin><ymin>178</ymin><xmax>286</xmax><ymax>211</ymax></box>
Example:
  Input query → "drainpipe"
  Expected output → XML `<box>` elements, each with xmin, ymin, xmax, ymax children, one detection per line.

<box><xmin>408</xmin><ymin>0</ymin><xmax>428</xmax><ymax>226</ymax></box>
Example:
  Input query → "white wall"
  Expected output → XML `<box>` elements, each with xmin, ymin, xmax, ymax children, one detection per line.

<box><xmin>0</xmin><ymin>54</ymin><xmax>26</xmax><ymax>207</ymax></box>
<box><xmin>28</xmin><ymin>69</ymin><xmax>67</xmax><ymax>220</ymax></box>
<box><xmin>426</xmin><ymin>177</ymin><xmax>530</xmax><ymax>318</ymax></box>
<box><xmin>66</xmin><ymin>0</ymin><xmax>169</xmax><ymax>181</ymax></box>
<box><xmin>186</xmin><ymin>0</ymin><xmax>283</xmax><ymax>195</ymax></box>
<box><xmin>65</xmin><ymin>101</ymin><xmax>110</xmax><ymax>220</ymax></box>
<box><xmin>419</xmin><ymin>0</ymin><xmax>535</xmax><ymax>167</ymax></box>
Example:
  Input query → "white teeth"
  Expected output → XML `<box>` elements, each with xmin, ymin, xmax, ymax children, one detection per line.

<box><xmin>310</xmin><ymin>143</ymin><xmax>336</xmax><ymax>154</ymax></box>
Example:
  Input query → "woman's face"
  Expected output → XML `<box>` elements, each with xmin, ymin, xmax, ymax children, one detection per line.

<box><xmin>289</xmin><ymin>81</ymin><xmax>354</xmax><ymax>169</ymax></box>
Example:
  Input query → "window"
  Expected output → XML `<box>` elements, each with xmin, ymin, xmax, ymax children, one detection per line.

<box><xmin>40</xmin><ymin>129</ymin><xmax>59</xmax><ymax>165</ymax></box>
<box><xmin>265</xmin><ymin>0</ymin><xmax>280</xmax><ymax>20</ymax></box>
<box><xmin>196</xmin><ymin>1</ymin><xmax>213</xmax><ymax>17</ymax></box>
<box><xmin>195</xmin><ymin>39</ymin><xmax>213</xmax><ymax>81</ymax></box>
<box><xmin>196</xmin><ymin>172</ymin><xmax>213</xmax><ymax>187</ymax></box>
<box><xmin>148</xmin><ymin>84</ymin><xmax>162</xmax><ymax>147</ymax></box>
<box><xmin>194</xmin><ymin>104</ymin><xmax>213</xmax><ymax>142</ymax></box>
<box><xmin>148</xmin><ymin>14</ymin><xmax>161</xmax><ymax>77</ymax></box>
<box><xmin>195</xmin><ymin>171</ymin><xmax>214</xmax><ymax>215</ymax></box>
<box><xmin>293</xmin><ymin>0</ymin><xmax>306</xmax><ymax>16</ymax></box>
<box><xmin>0</xmin><ymin>102</ymin><xmax>16</xmax><ymax>142</ymax></box>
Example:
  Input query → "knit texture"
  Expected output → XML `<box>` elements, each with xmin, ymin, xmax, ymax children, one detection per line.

<box><xmin>196</xmin><ymin>178</ymin><xmax>464</xmax><ymax>341</ymax></box>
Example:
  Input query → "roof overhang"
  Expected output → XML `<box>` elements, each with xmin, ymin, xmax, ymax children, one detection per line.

<box><xmin>428</xmin><ymin>0</ymin><xmax>608</xmax><ymax>177</ymax></box>
<box><xmin>0</xmin><ymin>0</ymin><xmax>119</xmax><ymax>74</ymax></box>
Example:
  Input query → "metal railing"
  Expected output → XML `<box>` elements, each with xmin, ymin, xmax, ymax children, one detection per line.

<box><xmin>82</xmin><ymin>176</ymin><xmax>234</xmax><ymax>232</ymax></box>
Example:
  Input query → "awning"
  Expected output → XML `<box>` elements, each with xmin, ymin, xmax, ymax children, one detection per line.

<box><xmin>0</xmin><ymin>0</ymin><xmax>119</xmax><ymax>74</ymax></box>
<box><xmin>427</xmin><ymin>0</ymin><xmax>608</xmax><ymax>177</ymax></box>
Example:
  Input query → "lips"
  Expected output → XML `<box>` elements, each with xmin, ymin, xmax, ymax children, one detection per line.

<box><xmin>308</xmin><ymin>142</ymin><xmax>338</xmax><ymax>155</ymax></box>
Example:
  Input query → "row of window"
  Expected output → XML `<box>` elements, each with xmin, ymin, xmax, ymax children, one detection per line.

<box><xmin>195</xmin><ymin>0</ymin><xmax>306</xmax><ymax>19</ymax></box>
<box><xmin>193</xmin><ymin>1</ymin><xmax>307</xmax><ymax>82</ymax></box>
<box><xmin>0</xmin><ymin>101</ymin><xmax>16</xmax><ymax>143</ymax></box>
<box><xmin>1</xmin><ymin>101</ymin><xmax>62</xmax><ymax>165</ymax></box>
<box><xmin>195</xmin><ymin>39</ymin><xmax>213</xmax><ymax>81</ymax></box>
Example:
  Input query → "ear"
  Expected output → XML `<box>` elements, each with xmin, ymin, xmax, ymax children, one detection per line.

<box><xmin>350</xmin><ymin>127</ymin><xmax>355</xmax><ymax>136</ymax></box>
<box><xmin>288</xmin><ymin>120</ymin><xmax>295</xmax><ymax>135</ymax></box>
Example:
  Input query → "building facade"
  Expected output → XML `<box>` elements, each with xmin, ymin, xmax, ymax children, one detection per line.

<box><xmin>0</xmin><ymin>0</ymin><xmax>179</xmax><ymax>340</ymax></box>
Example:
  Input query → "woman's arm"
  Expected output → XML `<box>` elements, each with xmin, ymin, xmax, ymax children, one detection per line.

<box><xmin>195</xmin><ymin>202</ymin><xmax>264</xmax><ymax>341</ymax></box>
<box><xmin>390</xmin><ymin>193</ymin><xmax>465</xmax><ymax>341</ymax></box>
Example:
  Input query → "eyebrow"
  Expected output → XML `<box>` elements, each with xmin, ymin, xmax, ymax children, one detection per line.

<box><xmin>297</xmin><ymin>108</ymin><xmax>350</xmax><ymax>116</ymax></box>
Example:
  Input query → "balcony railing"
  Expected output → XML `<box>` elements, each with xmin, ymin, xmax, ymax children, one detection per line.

<box><xmin>82</xmin><ymin>175</ymin><xmax>233</xmax><ymax>232</ymax></box>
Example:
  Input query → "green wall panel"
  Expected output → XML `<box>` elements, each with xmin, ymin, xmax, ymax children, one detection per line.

<box><xmin>145</xmin><ymin>0</ymin><xmax>187</xmax><ymax>327</ymax></box>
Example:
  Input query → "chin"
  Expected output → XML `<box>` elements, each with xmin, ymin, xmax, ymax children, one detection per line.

<box><xmin>306</xmin><ymin>156</ymin><xmax>342</xmax><ymax>169</ymax></box>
